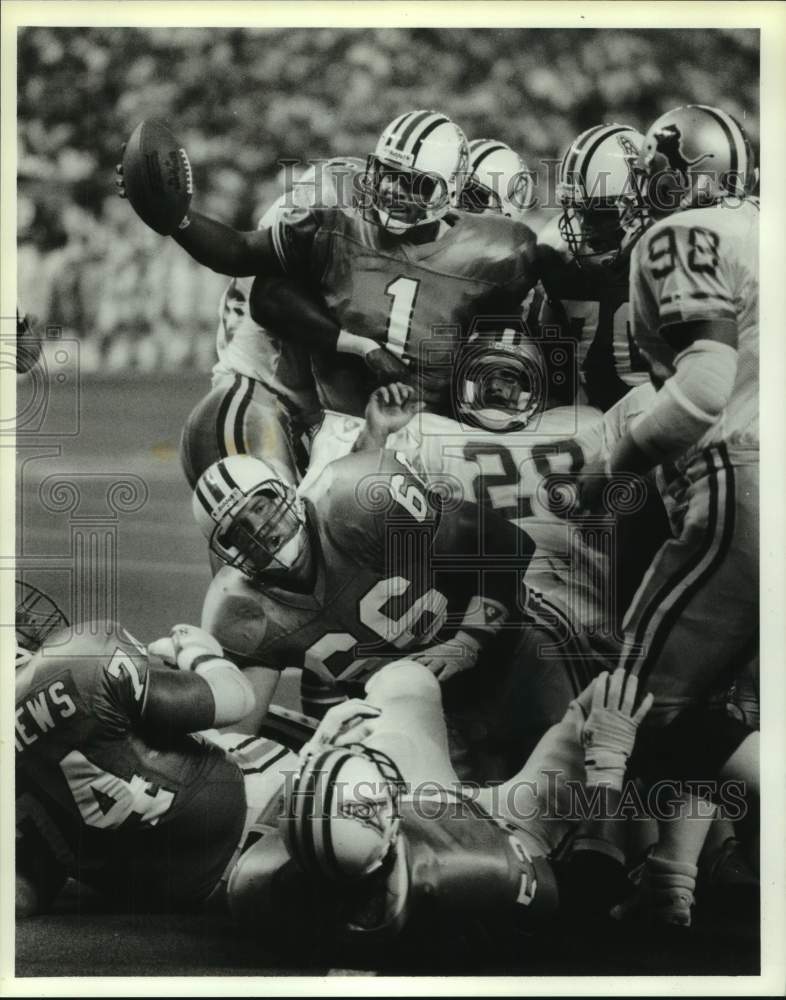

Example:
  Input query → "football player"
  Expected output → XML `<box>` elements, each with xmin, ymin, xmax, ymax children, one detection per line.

<box><xmin>346</xmin><ymin>334</ymin><xmax>609</xmax><ymax>629</ymax></box>
<box><xmin>457</xmin><ymin>138</ymin><xmax>534</xmax><ymax>221</ymax></box>
<box><xmin>229</xmin><ymin>658</ymin><xmax>654</xmax><ymax>951</ymax></box>
<box><xmin>119</xmin><ymin>110</ymin><xmax>538</xmax><ymax>423</ymax></box>
<box><xmin>179</xmin><ymin>159</ymin><xmax>405</xmax><ymax>491</ymax></box>
<box><xmin>536</xmin><ymin>123</ymin><xmax>653</xmax><ymax>411</ymax></box>
<box><xmin>13</xmin><ymin>581</ymin><xmax>276</xmax><ymax>914</ymax></box>
<box><xmin>193</xmin><ymin>448</ymin><xmax>584</xmax><ymax>771</ymax></box>
<box><xmin>578</xmin><ymin>105</ymin><xmax>760</xmax><ymax>924</ymax></box>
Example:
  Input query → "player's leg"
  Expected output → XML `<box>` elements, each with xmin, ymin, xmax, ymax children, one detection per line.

<box><xmin>622</xmin><ymin>448</ymin><xmax>759</xmax><ymax>724</ymax></box>
<box><xmin>179</xmin><ymin>374</ymin><xmax>304</xmax><ymax>490</ymax></box>
<box><xmin>362</xmin><ymin>660</ymin><xmax>460</xmax><ymax>791</ymax></box>
<box><xmin>614</xmin><ymin>449</ymin><xmax>758</xmax><ymax>924</ymax></box>
<box><xmin>297</xmin><ymin>410</ymin><xmax>365</xmax><ymax>500</ymax></box>
<box><xmin>476</xmin><ymin>708</ymin><xmax>586</xmax><ymax>859</ymax></box>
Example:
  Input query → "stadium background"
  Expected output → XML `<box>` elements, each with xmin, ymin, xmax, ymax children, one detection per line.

<box><xmin>18</xmin><ymin>27</ymin><xmax>758</xmax><ymax>371</ymax></box>
<box><xmin>14</xmin><ymin>26</ymin><xmax>760</xmax><ymax>977</ymax></box>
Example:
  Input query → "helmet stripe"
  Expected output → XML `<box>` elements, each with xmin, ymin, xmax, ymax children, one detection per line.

<box><xmin>231</xmin><ymin>376</ymin><xmax>254</xmax><ymax>454</ymax></box>
<box><xmin>194</xmin><ymin>479</ymin><xmax>218</xmax><ymax>516</ymax></box>
<box><xmin>470</xmin><ymin>142</ymin><xmax>507</xmax><ymax>172</ymax></box>
<box><xmin>217</xmin><ymin>374</ymin><xmax>243</xmax><ymax>457</ymax></box>
<box><xmin>410</xmin><ymin>115</ymin><xmax>451</xmax><ymax>160</ymax></box>
<box><xmin>579</xmin><ymin>125</ymin><xmax>630</xmax><ymax>193</ymax></box>
<box><xmin>384</xmin><ymin>111</ymin><xmax>416</xmax><ymax>145</ymax></box>
<box><xmin>201</xmin><ymin>469</ymin><xmax>229</xmax><ymax>507</ymax></box>
<box><xmin>395</xmin><ymin>109</ymin><xmax>439</xmax><ymax>152</ymax></box>
<box><xmin>321</xmin><ymin>750</ymin><xmax>352</xmax><ymax>877</ymax></box>
<box><xmin>216</xmin><ymin>460</ymin><xmax>241</xmax><ymax>494</ymax></box>
<box><xmin>561</xmin><ymin>123</ymin><xmax>609</xmax><ymax>184</ymax></box>
<box><xmin>695</xmin><ymin>104</ymin><xmax>740</xmax><ymax>182</ymax></box>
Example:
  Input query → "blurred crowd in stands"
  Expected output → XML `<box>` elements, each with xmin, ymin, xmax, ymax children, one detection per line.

<box><xmin>17</xmin><ymin>27</ymin><xmax>759</xmax><ymax>372</ymax></box>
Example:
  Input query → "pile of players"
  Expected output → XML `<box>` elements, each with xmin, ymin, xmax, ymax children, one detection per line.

<box><xmin>15</xmin><ymin>101</ymin><xmax>759</xmax><ymax>956</ymax></box>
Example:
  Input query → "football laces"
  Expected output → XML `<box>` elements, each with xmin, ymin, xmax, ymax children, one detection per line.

<box><xmin>179</xmin><ymin>147</ymin><xmax>194</xmax><ymax>195</ymax></box>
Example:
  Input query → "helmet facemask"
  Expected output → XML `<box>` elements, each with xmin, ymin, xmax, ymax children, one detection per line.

<box><xmin>362</xmin><ymin>157</ymin><xmax>450</xmax><ymax>233</ymax></box>
<box><xmin>15</xmin><ymin>581</ymin><xmax>69</xmax><ymax>675</ymax></box>
<box><xmin>558</xmin><ymin>126</ymin><xmax>650</xmax><ymax>269</ymax></box>
<box><xmin>214</xmin><ymin>481</ymin><xmax>307</xmax><ymax>579</ymax></box>
<box><xmin>457</xmin><ymin>336</ymin><xmax>546</xmax><ymax>433</ymax></box>
<box><xmin>361</xmin><ymin>111</ymin><xmax>469</xmax><ymax>235</ymax></box>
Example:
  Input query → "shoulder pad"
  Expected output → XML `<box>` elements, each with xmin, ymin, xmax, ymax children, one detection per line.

<box><xmin>201</xmin><ymin>568</ymin><xmax>269</xmax><ymax>663</ymax></box>
<box><xmin>536</xmin><ymin>213</ymin><xmax>569</xmax><ymax>255</ymax></box>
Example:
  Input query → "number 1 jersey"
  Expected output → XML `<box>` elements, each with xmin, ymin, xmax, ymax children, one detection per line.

<box><xmin>271</xmin><ymin>182</ymin><xmax>538</xmax><ymax>416</ymax></box>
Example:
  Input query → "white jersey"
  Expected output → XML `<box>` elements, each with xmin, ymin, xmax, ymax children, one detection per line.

<box><xmin>630</xmin><ymin>198</ymin><xmax>759</xmax><ymax>460</ymax></box>
<box><xmin>299</xmin><ymin>406</ymin><xmax>614</xmax><ymax>630</ymax></box>
<box><xmin>211</xmin><ymin>195</ymin><xmax>316</xmax><ymax>412</ymax></box>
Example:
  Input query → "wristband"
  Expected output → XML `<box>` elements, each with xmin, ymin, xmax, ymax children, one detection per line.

<box><xmin>337</xmin><ymin>330</ymin><xmax>378</xmax><ymax>357</ymax></box>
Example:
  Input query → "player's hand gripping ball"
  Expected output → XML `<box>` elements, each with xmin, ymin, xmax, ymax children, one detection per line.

<box><xmin>117</xmin><ymin>120</ymin><xmax>193</xmax><ymax>235</ymax></box>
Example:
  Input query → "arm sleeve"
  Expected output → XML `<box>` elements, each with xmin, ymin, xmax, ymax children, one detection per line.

<box><xmin>268</xmin><ymin>204</ymin><xmax>323</xmax><ymax>278</ymax></box>
<box><xmin>250</xmin><ymin>273</ymin><xmax>342</xmax><ymax>353</ymax></box>
<box><xmin>141</xmin><ymin>668</ymin><xmax>216</xmax><ymax>733</ymax></box>
<box><xmin>173</xmin><ymin>212</ymin><xmax>283</xmax><ymax>277</ymax></box>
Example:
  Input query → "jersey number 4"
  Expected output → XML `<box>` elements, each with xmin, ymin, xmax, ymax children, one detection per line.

<box><xmin>59</xmin><ymin>750</ymin><xmax>175</xmax><ymax>830</ymax></box>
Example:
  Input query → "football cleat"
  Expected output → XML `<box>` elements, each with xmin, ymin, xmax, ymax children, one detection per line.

<box><xmin>557</xmin><ymin>123</ymin><xmax>648</xmax><ymax>268</ymax></box>
<box><xmin>459</xmin><ymin>138</ymin><xmax>534</xmax><ymax>221</ymax></box>
<box><xmin>637</xmin><ymin>104</ymin><xmax>757</xmax><ymax>218</ymax></box>
<box><xmin>362</xmin><ymin>110</ymin><xmax>469</xmax><ymax>233</ymax></box>
<box><xmin>192</xmin><ymin>454</ymin><xmax>308</xmax><ymax>577</ymax></box>
<box><xmin>280</xmin><ymin>743</ymin><xmax>406</xmax><ymax>882</ymax></box>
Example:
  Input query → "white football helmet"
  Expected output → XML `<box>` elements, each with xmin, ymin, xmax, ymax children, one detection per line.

<box><xmin>362</xmin><ymin>110</ymin><xmax>469</xmax><ymax>233</ymax></box>
<box><xmin>557</xmin><ymin>124</ymin><xmax>649</xmax><ymax>268</ymax></box>
<box><xmin>281</xmin><ymin>744</ymin><xmax>405</xmax><ymax>882</ymax></box>
<box><xmin>192</xmin><ymin>455</ymin><xmax>307</xmax><ymax>578</ymax></box>
<box><xmin>459</xmin><ymin>138</ymin><xmax>534</xmax><ymax>221</ymax></box>
<box><xmin>456</xmin><ymin>329</ymin><xmax>547</xmax><ymax>433</ymax></box>
<box><xmin>15</xmin><ymin>580</ymin><xmax>69</xmax><ymax>668</ymax></box>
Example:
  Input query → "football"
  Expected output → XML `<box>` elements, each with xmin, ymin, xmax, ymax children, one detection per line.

<box><xmin>121</xmin><ymin>119</ymin><xmax>193</xmax><ymax>235</ymax></box>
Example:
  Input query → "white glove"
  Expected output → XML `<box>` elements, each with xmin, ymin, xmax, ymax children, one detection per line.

<box><xmin>580</xmin><ymin>668</ymin><xmax>654</xmax><ymax>790</ymax></box>
<box><xmin>410</xmin><ymin>631</ymin><xmax>481</xmax><ymax>683</ymax></box>
<box><xmin>299</xmin><ymin>698</ymin><xmax>382</xmax><ymax>764</ymax></box>
<box><xmin>148</xmin><ymin>624</ymin><xmax>224</xmax><ymax>672</ymax></box>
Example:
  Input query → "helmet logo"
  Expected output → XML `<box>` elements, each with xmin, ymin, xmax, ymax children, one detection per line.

<box><xmin>616</xmin><ymin>133</ymin><xmax>640</xmax><ymax>159</ymax></box>
<box><xmin>338</xmin><ymin>797</ymin><xmax>389</xmax><ymax>836</ymax></box>
<box><xmin>653</xmin><ymin>124</ymin><xmax>714</xmax><ymax>179</ymax></box>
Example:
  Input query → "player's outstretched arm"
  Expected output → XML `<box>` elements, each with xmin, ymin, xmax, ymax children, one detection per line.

<box><xmin>116</xmin><ymin>135</ymin><xmax>283</xmax><ymax>278</ymax></box>
<box><xmin>173</xmin><ymin>212</ymin><xmax>282</xmax><ymax>278</ymax></box>
<box><xmin>146</xmin><ymin>624</ymin><xmax>256</xmax><ymax>729</ymax></box>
